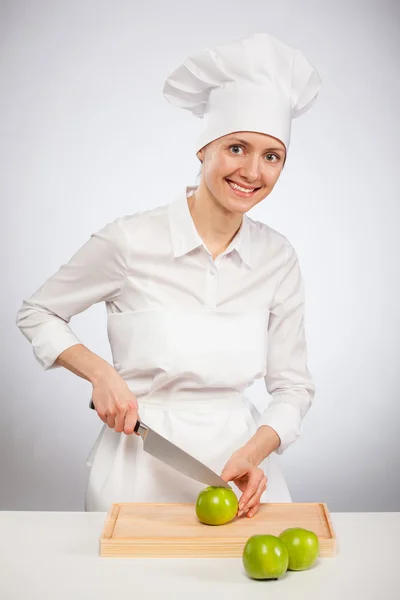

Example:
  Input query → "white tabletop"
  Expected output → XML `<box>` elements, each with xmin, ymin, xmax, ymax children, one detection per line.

<box><xmin>0</xmin><ymin>511</ymin><xmax>399</xmax><ymax>600</ymax></box>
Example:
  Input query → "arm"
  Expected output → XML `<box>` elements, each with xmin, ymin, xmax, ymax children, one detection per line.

<box><xmin>232</xmin><ymin>425</ymin><xmax>281</xmax><ymax>464</ymax></box>
<box><xmin>55</xmin><ymin>343</ymin><xmax>138</xmax><ymax>434</ymax></box>
<box><xmin>55</xmin><ymin>343</ymin><xmax>114</xmax><ymax>382</ymax></box>
<box><xmin>16</xmin><ymin>218</ymin><xmax>128</xmax><ymax>370</ymax></box>
<box><xmin>259</xmin><ymin>242</ymin><xmax>315</xmax><ymax>454</ymax></box>
<box><xmin>16</xmin><ymin>218</ymin><xmax>139</xmax><ymax>434</ymax></box>
<box><xmin>222</xmin><ymin>242</ymin><xmax>315</xmax><ymax>515</ymax></box>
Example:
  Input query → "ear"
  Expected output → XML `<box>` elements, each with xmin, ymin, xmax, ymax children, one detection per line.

<box><xmin>196</xmin><ymin>149</ymin><xmax>204</xmax><ymax>163</ymax></box>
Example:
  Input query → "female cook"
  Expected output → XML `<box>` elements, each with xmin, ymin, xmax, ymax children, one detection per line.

<box><xmin>16</xmin><ymin>32</ymin><xmax>321</xmax><ymax>515</ymax></box>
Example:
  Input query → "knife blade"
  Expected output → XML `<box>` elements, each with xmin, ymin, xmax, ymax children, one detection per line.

<box><xmin>89</xmin><ymin>400</ymin><xmax>231</xmax><ymax>489</ymax></box>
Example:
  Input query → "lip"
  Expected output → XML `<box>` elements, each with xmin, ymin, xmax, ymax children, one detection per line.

<box><xmin>226</xmin><ymin>179</ymin><xmax>260</xmax><ymax>191</ymax></box>
<box><xmin>225</xmin><ymin>179</ymin><xmax>261</xmax><ymax>198</ymax></box>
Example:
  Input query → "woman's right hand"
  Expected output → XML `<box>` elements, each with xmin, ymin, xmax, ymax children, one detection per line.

<box><xmin>91</xmin><ymin>370</ymin><xmax>140</xmax><ymax>435</ymax></box>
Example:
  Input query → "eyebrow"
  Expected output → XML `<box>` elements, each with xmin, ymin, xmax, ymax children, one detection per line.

<box><xmin>226</xmin><ymin>137</ymin><xmax>286</xmax><ymax>154</ymax></box>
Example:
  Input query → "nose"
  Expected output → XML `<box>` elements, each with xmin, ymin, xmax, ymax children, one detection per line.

<box><xmin>239</xmin><ymin>154</ymin><xmax>262</xmax><ymax>182</ymax></box>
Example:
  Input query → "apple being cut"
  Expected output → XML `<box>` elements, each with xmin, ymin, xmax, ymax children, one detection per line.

<box><xmin>195</xmin><ymin>486</ymin><xmax>238</xmax><ymax>526</ymax></box>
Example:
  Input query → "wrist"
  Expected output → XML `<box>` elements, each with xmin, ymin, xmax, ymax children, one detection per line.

<box><xmin>236</xmin><ymin>426</ymin><xmax>281</xmax><ymax>466</ymax></box>
<box><xmin>90</xmin><ymin>361</ymin><xmax>118</xmax><ymax>386</ymax></box>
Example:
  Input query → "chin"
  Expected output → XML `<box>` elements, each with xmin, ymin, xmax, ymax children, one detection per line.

<box><xmin>222</xmin><ymin>189</ymin><xmax>264</xmax><ymax>214</ymax></box>
<box><xmin>218</xmin><ymin>198</ymin><xmax>254</xmax><ymax>216</ymax></box>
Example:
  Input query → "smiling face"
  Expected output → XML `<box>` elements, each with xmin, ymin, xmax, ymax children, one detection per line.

<box><xmin>196</xmin><ymin>131</ymin><xmax>286</xmax><ymax>215</ymax></box>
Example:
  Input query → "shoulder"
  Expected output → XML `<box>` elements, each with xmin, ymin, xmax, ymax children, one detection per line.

<box><xmin>115</xmin><ymin>202</ymin><xmax>169</xmax><ymax>233</ymax></box>
<box><xmin>246</xmin><ymin>215</ymin><xmax>296</xmax><ymax>264</ymax></box>
<box><xmin>95</xmin><ymin>202</ymin><xmax>170</xmax><ymax>247</ymax></box>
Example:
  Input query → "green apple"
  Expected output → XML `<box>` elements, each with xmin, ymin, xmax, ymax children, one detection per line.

<box><xmin>279</xmin><ymin>527</ymin><xmax>320</xmax><ymax>570</ymax></box>
<box><xmin>195</xmin><ymin>486</ymin><xmax>238</xmax><ymax>525</ymax></box>
<box><xmin>242</xmin><ymin>534</ymin><xmax>289</xmax><ymax>579</ymax></box>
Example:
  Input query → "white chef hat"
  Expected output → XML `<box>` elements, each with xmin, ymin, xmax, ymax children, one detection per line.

<box><xmin>162</xmin><ymin>32</ymin><xmax>322</xmax><ymax>154</ymax></box>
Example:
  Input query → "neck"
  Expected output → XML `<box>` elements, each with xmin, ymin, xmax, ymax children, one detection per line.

<box><xmin>187</xmin><ymin>184</ymin><xmax>243</xmax><ymax>259</ymax></box>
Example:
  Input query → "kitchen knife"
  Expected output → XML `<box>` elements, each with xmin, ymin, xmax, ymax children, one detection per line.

<box><xmin>89</xmin><ymin>399</ymin><xmax>231</xmax><ymax>489</ymax></box>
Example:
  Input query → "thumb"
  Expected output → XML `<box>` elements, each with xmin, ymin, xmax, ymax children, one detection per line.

<box><xmin>220</xmin><ymin>463</ymin><xmax>241</xmax><ymax>483</ymax></box>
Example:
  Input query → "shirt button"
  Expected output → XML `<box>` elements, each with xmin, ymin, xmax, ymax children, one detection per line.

<box><xmin>210</xmin><ymin>269</ymin><xmax>216</xmax><ymax>276</ymax></box>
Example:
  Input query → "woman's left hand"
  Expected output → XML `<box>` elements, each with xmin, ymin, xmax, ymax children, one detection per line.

<box><xmin>220</xmin><ymin>453</ymin><xmax>267</xmax><ymax>518</ymax></box>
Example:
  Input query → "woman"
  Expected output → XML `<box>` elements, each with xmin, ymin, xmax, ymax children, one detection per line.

<box><xmin>16</xmin><ymin>32</ymin><xmax>321</xmax><ymax>516</ymax></box>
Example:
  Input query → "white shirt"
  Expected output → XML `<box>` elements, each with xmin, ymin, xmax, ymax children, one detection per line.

<box><xmin>16</xmin><ymin>185</ymin><xmax>315</xmax><ymax>456</ymax></box>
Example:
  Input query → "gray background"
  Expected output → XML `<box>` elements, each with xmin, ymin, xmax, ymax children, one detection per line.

<box><xmin>1</xmin><ymin>0</ymin><xmax>399</xmax><ymax>512</ymax></box>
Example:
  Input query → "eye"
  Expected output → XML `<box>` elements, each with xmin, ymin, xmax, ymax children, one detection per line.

<box><xmin>229</xmin><ymin>144</ymin><xmax>244</xmax><ymax>155</ymax></box>
<box><xmin>265</xmin><ymin>153</ymin><xmax>281</xmax><ymax>163</ymax></box>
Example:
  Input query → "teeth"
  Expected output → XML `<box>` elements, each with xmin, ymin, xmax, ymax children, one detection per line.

<box><xmin>228</xmin><ymin>180</ymin><xmax>255</xmax><ymax>193</ymax></box>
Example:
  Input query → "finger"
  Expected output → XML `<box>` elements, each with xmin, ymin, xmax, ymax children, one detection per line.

<box><xmin>247</xmin><ymin>503</ymin><xmax>261</xmax><ymax>518</ymax></box>
<box><xmin>231</xmin><ymin>476</ymin><xmax>249</xmax><ymax>494</ymax></box>
<box><xmin>97</xmin><ymin>411</ymin><xmax>108</xmax><ymax>424</ymax></box>
<box><xmin>221</xmin><ymin>460</ymin><xmax>248</xmax><ymax>484</ymax></box>
<box><xmin>245</xmin><ymin>476</ymin><xmax>268</xmax><ymax>518</ymax></box>
<box><xmin>238</xmin><ymin>470</ymin><xmax>263</xmax><ymax>515</ymax></box>
<box><xmin>239</xmin><ymin>473</ymin><xmax>267</xmax><ymax>516</ymax></box>
<box><xmin>124</xmin><ymin>403</ymin><xmax>139</xmax><ymax>435</ymax></box>
<box><xmin>245</xmin><ymin>475</ymin><xmax>267</xmax><ymax>509</ymax></box>
<box><xmin>106</xmin><ymin>409</ymin><xmax>117</xmax><ymax>429</ymax></box>
<box><xmin>114</xmin><ymin>406</ymin><xmax>127</xmax><ymax>433</ymax></box>
<box><xmin>94</xmin><ymin>403</ymin><xmax>108</xmax><ymax>424</ymax></box>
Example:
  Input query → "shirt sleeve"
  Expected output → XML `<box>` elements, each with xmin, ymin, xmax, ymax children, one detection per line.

<box><xmin>16</xmin><ymin>218</ymin><xmax>129</xmax><ymax>370</ymax></box>
<box><xmin>258</xmin><ymin>242</ymin><xmax>316</xmax><ymax>454</ymax></box>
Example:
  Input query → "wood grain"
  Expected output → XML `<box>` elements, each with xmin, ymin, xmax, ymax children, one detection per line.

<box><xmin>98</xmin><ymin>502</ymin><xmax>337</xmax><ymax>558</ymax></box>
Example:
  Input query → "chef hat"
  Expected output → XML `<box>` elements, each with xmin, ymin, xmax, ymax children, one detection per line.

<box><xmin>162</xmin><ymin>32</ymin><xmax>321</xmax><ymax>153</ymax></box>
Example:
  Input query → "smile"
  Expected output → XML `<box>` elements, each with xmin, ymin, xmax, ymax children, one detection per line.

<box><xmin>225</xmin><ymin>179</ymin><xmax>261</xmax><ymax>197</ymax></box>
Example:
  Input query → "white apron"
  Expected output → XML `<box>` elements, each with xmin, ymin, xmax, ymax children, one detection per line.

<box><xmin>85</xmin><ymin>308</ymin><xmax>291</xmax><ymax>511</ymax></box>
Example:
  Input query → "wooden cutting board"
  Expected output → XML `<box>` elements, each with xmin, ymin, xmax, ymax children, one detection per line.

<box><xmin>98</xmin><ymin>502</ymin><xmax>337</xmax><ymax>558</ymax></box>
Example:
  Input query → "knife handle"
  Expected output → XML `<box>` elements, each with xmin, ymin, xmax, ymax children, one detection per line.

<box><xmin>89</xmin><ymin>399</ymin><xmax>140</xmax><ymax>433</ymax></box>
